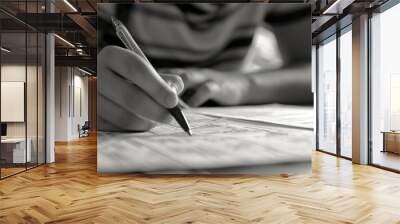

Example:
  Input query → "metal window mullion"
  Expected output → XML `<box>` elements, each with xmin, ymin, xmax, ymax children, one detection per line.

<box><xmin>316</xmin><ymin>44</ymin><xmax>320</xmax><ymax>150</ymax></box>
<box><xmin>367</xmin><ymin>11</ymin><xmax>373</xmax><ymax>165</ymax></box>
<box><xmin>0</xmin><ymin>27</ymin><xmax>2</xmax><ymax>179</ymax></box>
<box><xmin>336</xmin><ymin>29</ymin><xmax>341</xmax><ymax>157</ymax></box>
<box><xmin>36</xmin><ymin>2</ymin><xmax>39</xmax><ymax>167</ymax></box>
<box><xmin>73</xmin><ymin>68</ymin><xmax>75</xmax><ymax>118</ymax></box>
<box><xmin>25</xmin><ymin>0</ymin><xmax>28</xmax><ymax>171</ymax></box>
<box><xmin>44</xmin><ymin>32</ymin><xmax>47</xmax><ymax>165</ymax></box>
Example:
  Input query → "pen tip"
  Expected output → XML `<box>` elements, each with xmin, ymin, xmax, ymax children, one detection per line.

<box><xmin>110</xmin><ymin>16</ymin><xmax>119</xmax><ymax>27</ymax></box>
<box><xmin>187</xmin><ymin>129</ymin><xmax>193</xmax><ymax>136</ymax></box>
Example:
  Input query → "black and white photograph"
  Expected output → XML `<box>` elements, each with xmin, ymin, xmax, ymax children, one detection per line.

<box><xmin>97</xmin><ymin>3</ymin><xmax>313</xmax><ymax>174</ymax></box>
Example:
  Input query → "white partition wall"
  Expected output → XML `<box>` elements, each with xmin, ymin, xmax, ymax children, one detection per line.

<box><xmin>55</xmin><ymin>67</ymin><xmax>89</xmax><ymax>141</ymax></box>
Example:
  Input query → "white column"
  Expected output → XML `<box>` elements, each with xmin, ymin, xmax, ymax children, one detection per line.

<box><xmin>55</xmin><ymin>67</ymin><xmax>74</xmax><ymax>141</ymax></box>
<box><xmin>352</xmin><ymin>14</ymin><xmax>369</xmax><ymax>164</ymax></box>
<box><xmin>46</xmin><ymin>1</ymin><xmax>55</xmax><ymax>163</ymax></box>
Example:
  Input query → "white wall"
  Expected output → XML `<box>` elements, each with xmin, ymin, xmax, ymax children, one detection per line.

<box><xmin>1</xmin><ymin>82</ymin><xmax>25</xmax><ymax>122</ymax></box>
<box><xmin>55</xmin><ymin>67</ymin><xmax>89</xmax><ymax>141</ymax></box>
<box><xmin>1</xmin><ymin>65</ymin><xmax>26</xmax><ymax>134</ymax></box>
<box><xmin>1</xmin><ymin>65</ymin><xmax>26</xmax><ymax>141</ymax></box>
<box><xmin>71</xmin><ymin>73</ymin><xmax>89</xmax><ymax>138</ymax></box>
<box><xmin>1</xmin><ymin>65</ymin><xmax>39</xmax><ymax>138</ymax></box>
<box><xmin>55</xmin><ymin>67</ymin><xmax>69</xmax><ymax>141</ymax></box>
<box><xmin>1</xmin><ymin>63</ymin><xmax>46</xmax><ymax>164</ymax></box>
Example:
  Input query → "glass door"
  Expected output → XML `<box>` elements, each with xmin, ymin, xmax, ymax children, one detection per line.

<box><xmin>339</xmin><ymin>26</ymin><xmax>352</xmax><ymax>158</ymax></box>
<box><xmin>317</xmin><ymin>35</ymin><xmax>337</xmax><ymax>154</ymax></box>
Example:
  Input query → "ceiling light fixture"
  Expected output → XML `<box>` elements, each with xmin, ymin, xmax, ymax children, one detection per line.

<box><xmin>1</xmin><ymin>47</ymin><xmax>11</xmax><ymax>53</ymax></box>
<box><xmin>54</xmin><ymin>34</ymin><xmax>75</xmax><ymax>48</ymax></box>
<box><xmin>323</xmin><ymin>0</ymin><xmax>354</xmax><ymax>15</ymax></box>
<box><xmin>323</xmin><ymin>1</ymin><xmax>339</xmax><ymax>14</ymax></box>
<box><xmin>78</xmin><ymin>67</ymin><xmax>92</xmax><ymax>76</ymax></box>
<box><xmin>63</xmin><ymin>0</ymin><xmax>78</xmax><ymax>12</ymax></box>
<box><xmin>76</xmin><ymin>48</ymin><xmax>86</xmax><ymax>56</ymax></box>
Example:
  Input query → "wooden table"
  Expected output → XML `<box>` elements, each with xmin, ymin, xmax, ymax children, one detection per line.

<box><xmin>382</xmin><ymin>131</ymin><xmax>400</xmax><ymax>154</ymax></box>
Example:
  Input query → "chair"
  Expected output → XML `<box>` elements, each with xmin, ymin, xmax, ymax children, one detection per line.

<box><xmin>79</xmin><ymin>121</ymin><xmax>90</xmax><ymax>138</ymax></box>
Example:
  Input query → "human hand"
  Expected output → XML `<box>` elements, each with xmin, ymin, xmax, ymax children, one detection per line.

<box><xmin>160</xmin><ymin>68</ymin><xmax>250</xmax><ymax>107</ymax></box>
<box><xmin>97</xmin><ymin>46</ymin><xmax>184</xmax><ymax>131</ymax></box>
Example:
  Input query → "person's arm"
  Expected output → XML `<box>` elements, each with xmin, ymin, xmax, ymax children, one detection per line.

<box><xmin>241</xmin><ymin>63</ymin><xmax>312</xmax><ymax>105</ymax></box>
<box><xmin>163</xmin><ymin>63</ymin><xmax>312</xmax><ymax>107</ymax></box>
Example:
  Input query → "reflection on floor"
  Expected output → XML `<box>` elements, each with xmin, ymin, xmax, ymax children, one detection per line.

<box><xmin>373</xmin><ymin>150</ymin><xmax>400</xmax><ymax>171</ymax></box>
<box><xmin>0</xmin><ymin>162</ymin><xmax>42</xmax><ymax>178</ymax></box>
<box><xmin>0</xmin><ymin>167</ymin><xmax>25</xmax><ymax>178</ymax></box>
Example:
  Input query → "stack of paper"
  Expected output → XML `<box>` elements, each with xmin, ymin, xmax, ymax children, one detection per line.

<box><xmin>98</xmin><ymin>105</ymin><xmax>313</xmax><ymax>173</ymax></box>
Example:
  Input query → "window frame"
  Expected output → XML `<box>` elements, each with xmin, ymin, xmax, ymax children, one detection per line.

<box><xmin>315</xmin><ymin>21</ymin><xmax>353</xmax><ymax>161</ymax></box>
<box><xmin>367</xmin><ymin>0</ymin><xmax>400</xmax><ymax>173</ymax></box>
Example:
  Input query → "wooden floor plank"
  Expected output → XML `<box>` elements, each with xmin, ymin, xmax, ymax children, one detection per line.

<box><xmin>0</xmin><ymin>134</ymin><xmax>400</xmax><ymax>223</ymax></box>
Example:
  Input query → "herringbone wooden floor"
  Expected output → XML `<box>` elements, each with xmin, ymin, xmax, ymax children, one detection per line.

<box><xmin>1</xmin><ymin>134</ymin><xmax>400</xmax><ymax>224</ymax></box>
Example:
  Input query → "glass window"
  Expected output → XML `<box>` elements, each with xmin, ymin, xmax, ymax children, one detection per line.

<box><xmin>339</xmin><ymin>27</ymin><xmax>352</xmax><ymax>158</ymax></box>
<box><xmin>0</xmin><ymin>1</ymin><xmax>46</xmax><ymax>179</ymax></box>
<box><xmin>1</xmin><ymin>30</ymin><xmax>28</xmax><ymax>177</ymax></box>
<box><xmin>371</xmin><ymin>3</ymin><xmax>400</xmax><ymax>171</ymax></box>
<box><xmin>317</xmin><ymin>35</ymin><xmax>337</xmax><ymax>154</ymax></box>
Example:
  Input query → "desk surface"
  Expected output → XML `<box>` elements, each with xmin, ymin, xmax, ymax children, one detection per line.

<box><xmin>98</xmin><ymin>104</ymin><xmax>314</xmax><ymax>173</ymax></box>
<box><xmin>381</xmin><ymin>131</ymin><xmax>400</xmax><ymax>134</ymax></box>
<box><xmin>1</xmin><ymin>138</ymin><xmax>27</xmax><ymax>143</ymax></box>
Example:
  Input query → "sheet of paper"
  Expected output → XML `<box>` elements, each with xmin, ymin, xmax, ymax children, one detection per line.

<box><xmin>98</xmin><ymin>110</ymin><xmax>313</xmax><ymax>173</ymax></box>
<box><xmin>194</xmin><ymin>104</ymin><xmax>314</xmax><ymax>130</ymax></box>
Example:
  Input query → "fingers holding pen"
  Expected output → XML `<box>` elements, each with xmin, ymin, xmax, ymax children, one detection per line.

<box><xmin>99</xmin><ymin>46</ymin><xmax>179</xmax><ymax>109</ymax></box>
<box><xmin>97</xmin><ymin>63</ymin><xmax>173</xmax><ymax>124</ymax></box>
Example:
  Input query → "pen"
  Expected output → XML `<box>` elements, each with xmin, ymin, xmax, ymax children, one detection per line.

<box><xmin>111</xmin><ymin>16</ymin><xmax>192</xmax><ymax>136</ymax></box>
